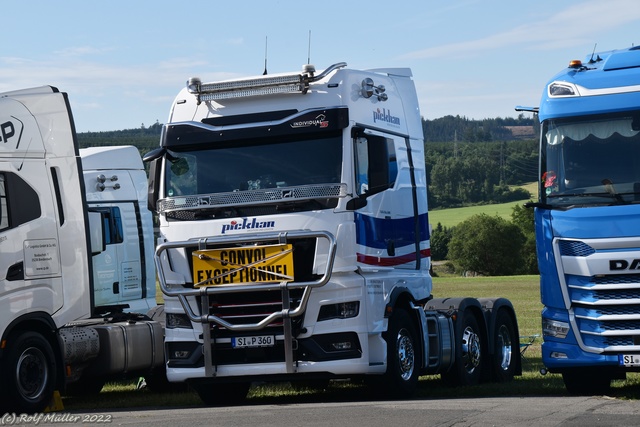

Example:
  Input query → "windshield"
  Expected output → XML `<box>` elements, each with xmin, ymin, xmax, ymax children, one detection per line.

<box><xmin>161</xmin><ymin>132</ymin><xmax>343</xmax><ymax>217</ymax></box>
<box><xmin>541</xmin><ymin>111</ymin><xmax>640</xmax><ymax>208</ymax></box>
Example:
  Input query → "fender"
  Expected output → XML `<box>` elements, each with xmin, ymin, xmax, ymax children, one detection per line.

<box><xmin>0</xmin><ymin>312</ymin><xmax>64</xmax><ymax>390</ymax></box>
<box><xmin>385</xmin><ymin>286</ymin><xmax>419</xmax><ymax>318</ymax></box>
<box><xmin>1</xmin><ymin>311</ymin><xmax>57</xmax><ymax>347</ymax></box>
<box><xmin>426</xmin><ymin>296</ymin><xmax>484</xmax><ymax>321</ymax></box>
<box><xmin>426</xmin><ymin>297</ymin><xmax>488</xmax><ymax>348</ymax></box>
<box><xmin>477</xmin><ymin>297</ymin><xmax>522</xmax><ymax>376</ymax></box>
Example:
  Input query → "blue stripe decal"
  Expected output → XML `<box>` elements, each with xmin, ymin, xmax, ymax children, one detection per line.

<box><xmin>355</xmin><ymin>212</ymin><xmax>430</xmax><ymax>249</ymax></box>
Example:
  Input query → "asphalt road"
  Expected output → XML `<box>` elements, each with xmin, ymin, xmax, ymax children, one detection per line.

<box><xmin>22</xmin><ymin>395</ymin><xmax>640</xmax><ymax>427</ymax></box>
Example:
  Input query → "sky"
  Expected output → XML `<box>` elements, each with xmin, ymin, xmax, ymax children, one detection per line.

<box><xmin>2</xmin><ymin>0</ymin><xmax>640</xmax><ymax>132</ymax></box>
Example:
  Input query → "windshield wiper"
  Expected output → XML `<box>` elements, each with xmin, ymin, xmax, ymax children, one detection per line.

<box><xmin>547</xmin><ymin>192</ymin><xmax>613</xmax><ymax>198</ymax></box>
<box><xmin>601</xmin><ymin>178</ymin><xmax>626</xmax><ymax>203</ymax></box>
<box><xmin>524</xmin><ymin>201</ymin><xmax>556</xmax><ymax>209</ymax></box>
<box><xmin>545</xmin><ymin>191</ymin><xmax>635</xmax><ymax>208</ymax></box>
<box><xmin>276</xmin><ymin>198</ymin><xmax>335</xmax><ymax>212</ymax></box>
<box><xmin>192</xmin><ymin>206</ymin><xmax>239</xmax><ymax>219</ymax></box>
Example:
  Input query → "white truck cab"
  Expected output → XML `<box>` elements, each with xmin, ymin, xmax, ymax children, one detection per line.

<box><xmin>0</xmin><ymin>86</ymin><xmax>162</xmax><ymax>413</ymax></box>
<box><xmin>146</xmin><ymin>62</ymin><xmax>522</xmax><ymax>404</ymax></box>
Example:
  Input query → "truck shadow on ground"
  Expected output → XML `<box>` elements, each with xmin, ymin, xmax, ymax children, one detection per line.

<box><xmin>57</xmin><ymin>358</ymin><xmax>640</xmax><ymax>412</ymax></box>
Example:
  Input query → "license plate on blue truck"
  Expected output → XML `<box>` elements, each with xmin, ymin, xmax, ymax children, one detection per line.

<box><xmin>232</xmin><ymin>335</ymin><xmax>275</xmax><ymax>348</ymax></box>
<box><xmin>619</xmin><ymin>354</ymin><xmax>640</xmax><ymax>367</ymax></box>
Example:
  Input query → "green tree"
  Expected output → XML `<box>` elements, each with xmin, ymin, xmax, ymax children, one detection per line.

<box><xmin>511</xmin><ymin>203</ymin><xmax>539</xmax><ymax>274</ymax></box>
<box><xmin>430</xmin><ymin>222</ymin><xmax>453</xmax><ymax>261</ymax></box>
<box><xmin>448</xmin><ymin>214</ymin><xmax>525</xmax><ymax>276</ymax></box>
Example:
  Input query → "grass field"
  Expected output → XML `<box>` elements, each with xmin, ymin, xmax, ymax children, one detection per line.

<box><xmin>63</xmin><ymin>183</ymin><xmax>640</xmax><ymax>410</ymax></box>
<box><xmin>428</xmin><ymin>182</ymin><xmax>538</xmax><ymax>228</ymax></box>
<box><xmin>59</xmin><ymin>274</ymin><xmax>640</xmax><ymax>412</ymax></box>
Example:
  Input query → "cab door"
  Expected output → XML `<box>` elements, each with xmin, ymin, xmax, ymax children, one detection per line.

<box><xmin>90</xmin><ymin>203</ymin><xmax>143</xmax><ymax>310</ymax></box>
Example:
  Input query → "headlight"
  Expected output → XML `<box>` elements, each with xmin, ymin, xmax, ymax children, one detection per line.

<box><xmin>548</xmin><ymin>82</ymin><xmax>578</xmax><ymax>97</ymax></box>
<box><xmin>317</xmin><ymin>302</ymin><xmax>360</xmax><ymax>321</ymax></box>
<box><xmin>542</xmin><ymin>318</ymin><xmax>569</xmax><ymax>339</ymax></box>
<box><xmin>166</xmin><ymin>313</ymin><xmax>193</xmax><ymax>329</ymax></box>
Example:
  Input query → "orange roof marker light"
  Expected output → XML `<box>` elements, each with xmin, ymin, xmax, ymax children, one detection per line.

<box><xmin>569</xmin><ymin>59</ymin><xmax>583</xmax><ymax>68</ymax></box>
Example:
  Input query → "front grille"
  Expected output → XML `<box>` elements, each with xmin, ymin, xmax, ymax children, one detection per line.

<box><xmin>199</xmin><ymin>289</ymin><xmax>305</xmax><ymax>339</ymax></box>
<box><xmin>559</xmin><ymin>239</ymin><xmax>596</xmax><ymax>257</ymax></box>
<box><xmin>594</xmin><ymin>274</ymin><xmax>640</xmax><ymax>285</ymax></box>
<box><xmin>190</xmin><ymin>236</ymin><xmax>317</xmax><ymax>365</ymax></box>
<box><xmin>564</xmin><ymin>246</ymin><xmax>640</xmax><ymax>351</ymax></box>
<box><xmin>593</xmin><ymin>289</ymin><xmax>640</xmax><ymax>300</ymax></box>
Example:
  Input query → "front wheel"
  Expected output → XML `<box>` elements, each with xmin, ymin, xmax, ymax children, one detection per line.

<box><xmin>1</xmin><ymin>331</ymin><xmax>57</xmax><ymax>413</ymax></box>
<box><xmin>380</xmin><ymin>309</ymin><xmax>420</xmax><ymax>397</ymax></box>
<box><xmin>442</xmin><ymin>310</ymin><xmax>484</xmax><ymax>386</ymax></box>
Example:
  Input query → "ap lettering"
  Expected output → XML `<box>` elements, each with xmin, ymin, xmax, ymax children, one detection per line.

<box><xmin>0</xmin><ymin>121</ymin><xmax>15</xmax><ymax>144</ymax></box>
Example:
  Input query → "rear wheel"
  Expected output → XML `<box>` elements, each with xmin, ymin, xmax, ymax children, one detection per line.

<box><xmin>381</xmin><ymin>309</ymin><xmax>420</xmax><ymax>397</ymax></box>
<box><xmin>492</xmin><ymin>310</ymin><xmax>518</xmax><ymax>382</ymax></box>
<box><xmin>442</xmin><ymin>310</ymin><xmax>483</xmax><ymax>386</ymax></box>
<box><xmin>2</xmin><ymin>331</ymin><xmax>57</xmax><ymax>413</ymax></box>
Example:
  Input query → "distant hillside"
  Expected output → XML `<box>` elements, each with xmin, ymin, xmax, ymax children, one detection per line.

<box><xmin>77</xmin><ymin>116</ymin><xmax>539</xmax><ymax>209</ymax></box>
<box><xmin>77</xmin><ymin>115</ymin><xmax>539</xmax><ymax>152</ymax></box>
<box><xmin>423</xmin><ymin>114</ymin><xmax>538</xmax><ymax>142</ymax></box>
<box><xmin>77</xmin><ymin>121</ymin><xmax>162</xmax><ymax>156</ymax></box>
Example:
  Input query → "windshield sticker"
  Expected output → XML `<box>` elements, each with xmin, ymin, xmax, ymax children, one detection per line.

<box><xmin>373</xmin><ymin>108</ymin><xmax>400</xmax><ymax>126</ymax></box>
<box><xmin>221</xmin><ymin>217</ymin><xmax>275</xmax><ymax>234</ymax></box>
<box><xmin>542</xmin><ymin>171</ymin><xmax>558</xmax><ymax>196</ymax></box>
<box><xmin>290</xmin><ymin>114</ymin><xmax>329</xmax><ymax>129</ymax></box>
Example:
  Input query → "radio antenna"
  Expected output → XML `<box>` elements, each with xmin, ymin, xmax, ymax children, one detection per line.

<box><xmin>263</xmin><ymin>36</ymin><xmax>268</xmax><ymax>75</ymax></box>
<box><xmin>307</xmin><ymin>30</ymin><xmax>311</xmax><ymax>64</ymax></box>
<box><xmin>589</xmin><ymin>43</ymin><xmax>598</xmax><ymax>63</ymax></box>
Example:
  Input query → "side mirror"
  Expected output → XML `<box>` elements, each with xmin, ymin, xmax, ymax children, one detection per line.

<box><xmin>146</xmin><ymin>157</ymin><xmax>161</xmax><ymax>212</ymax></box>
<box><xmin>143</xmin><ymin>148</ymin><xmax>165</xmax><ymax>212</ymax></box>
<box><xmin>88</xmin><ymin>211</ymin><xmax>105</xmax><ymax>255</ymax></box>
<box><xmin>346</xmin><ymin>196</ymin><xmax>367</xmax><ymax>211</ymax></box>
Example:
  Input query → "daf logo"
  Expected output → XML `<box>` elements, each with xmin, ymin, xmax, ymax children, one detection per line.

<box><xmin>609</xmin><ymin>259</ymin><xmax>640</xmax><ymax>271</ymax></box>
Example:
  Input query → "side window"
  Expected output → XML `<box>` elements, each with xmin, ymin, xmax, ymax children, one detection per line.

<box><xmin>354</xmin><ymin>133</ymin><xmax>397</xmax><ymax>196</ymax></box>
<box><xmin>0</xmin><ymin>172</ymin><xmax>41</xmax><ymax>231</ymax></box>
<box><xmin>165</xmin><ymin>152</ymin><xmax>197</xmax><ymax>197</ymax></box>
<box><xmin>0</xmin><ymin>174</ymin><xmax>8</xmax><ymax>231</ymax></box>
<box><xmin>94</xmin><ymin>207</ymin><xmax>123</xmax><ymax>245</ymax></box>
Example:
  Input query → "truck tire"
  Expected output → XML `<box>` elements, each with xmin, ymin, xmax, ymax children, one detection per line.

<box><xmin>191</xmin><ymin>382</ymin><xmax>250</xmax><ymax>406</ymax></box>
<box><xmin>492</xmin><ymin>310</ymin><xmax>517</xmax><ymax>382</ymax></box>
<box><xmin>2</xmin><ymin>331</ymin><xmax>57</xmax><ymax>413</ymax></box>
<box><xmin>562</xmin><ymin>368</ymin><xmax>612</xmax><ymax>395</ymax></box>
<box><xmin>381</xmin><ymin>308</ymin><xmax>419</xmax><ymax>397</ymax></box>
<box><xmin>442</xmin><ymin>310</ymin><xmax>483</xmax><ymax>386</ymax></box>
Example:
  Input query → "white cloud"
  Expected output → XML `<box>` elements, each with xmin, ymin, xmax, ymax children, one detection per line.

<box><xmin>227</xmin><ymin>38</ymin><xmax>244</xmax><ymax>46</ymax></box>
<box><xmin>399</xmin><ymin>0</ymin><xmax>640</xmax><ymax>60</ymax></box>
<box><xmin>53</xmin><ymin>46</ymin><xmax>114</xmax><ymax>57</ymax></box>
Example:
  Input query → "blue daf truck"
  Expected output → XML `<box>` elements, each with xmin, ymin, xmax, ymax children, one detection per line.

<box><xmin>520</xmin><ymin>46</ymin><xmax>640</xmax><ymax>394</ymax></box>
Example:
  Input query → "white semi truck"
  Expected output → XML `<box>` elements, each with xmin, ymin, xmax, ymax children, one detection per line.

<box><xmin>0</xmin><ymin>86</ymin><xmax>163</xmax><ymax>413</ymax></box>
<box><xmin>145</xmin><ymin>62</ymin><xmax>522</xmax><ymax>404</ymax></box>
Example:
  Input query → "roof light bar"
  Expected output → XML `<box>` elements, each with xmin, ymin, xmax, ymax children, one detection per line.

<box><xmin>193</xmin><ymin>74</ymin><xmax>306</xmax><ymax>101</ymax></box>
<box><xmin>187</xmin><ymin>62</ymin><xmax>347</xmax><ymax>103</ymax></box>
